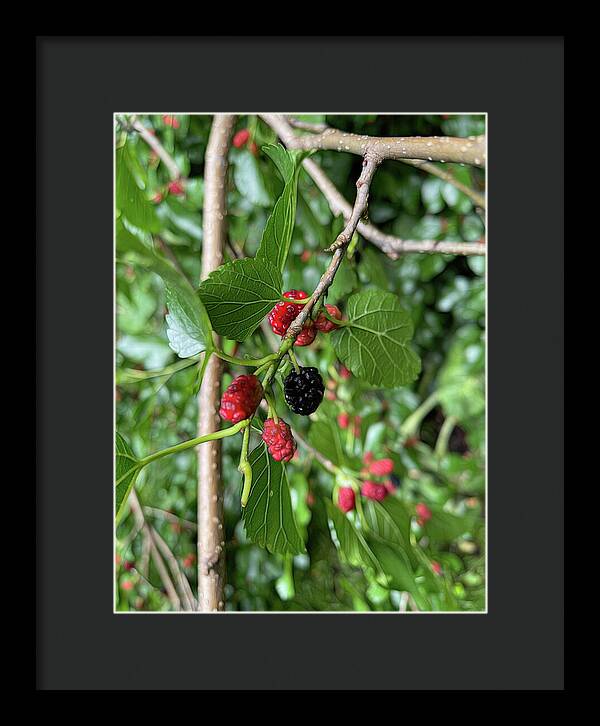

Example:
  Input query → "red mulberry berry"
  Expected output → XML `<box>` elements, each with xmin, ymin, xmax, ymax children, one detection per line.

<box><xmin>168</xmin><ymin>180</ymin><xmax>185</xmax><ymax>196</ymax></box>
<box><xmin>337</xmin><ymin>487</ymin><xmax>356</xmax><ymax>513</ymax></box>
<box><xmin>262</xmin><ymin>418</ymin><xmax>296</xmax><ymax>463</ymax></box>
<box><xmin>294</xmin><ymin>321</ymin><xmax>317</xmax><ymax>347</ymax></box>
<box><xmin>339</xmin><ymin>365</ymin><xmax>351</xmax><ymax>379</ymax></box>
<box><xmin>152</xmin><ymin>192</ymin><xmax>163</xmax><ymax>204</ymax></box>
<box><xmin>233</xmin><ymin>129</ymin><xmax>250</xmax><ymax>148</ymax></box>
<box><xmin>361</xmin><ymin>480</ymin><xmax>387</xmax><ymax>502</ymax></box>
<box><xmin>268</xmin><ymin>290</ymin><xmax>309</xmax><ymax>335</ymax></box>
<box><xmin>315</xmin><ymin>304</ymin><xmax>343</xmax><ymax>333</ymax></box>
<box><xmin>248</xmin><ymin>141</ymin><xmax>259</xmax><ymax>156</ymax></box>
<box><xmin>337</xmin><ymin>412</ymin><xmax>350</xmax><ymax>429</ymax></box>
<box><xmin>162</xmin><ymin>114</ymin><xmax>180</xmax><ymax>128</ymax></box>
<box><xmin>368</xmin><ymin>458</ymin><xmax>394</xmax><ymax>477</ymax></box>
<box><xmin>431</xmin><ymin>561</ymin><xmax>442</xmax><ymax>576</ymax></box>
<box><xmin>415</xmin><ymin>502</ymin><xmax>432</xmax><ymax>522</ymax></box>
<box><xmin>183</xmin><ymin>553</ymin><xmax>196</xmax><ymax>568</ymax></box>
<box><xmin>219</xmin><ymin>374</ymin><xmax>263</xmax><ymax>424</ymax></box>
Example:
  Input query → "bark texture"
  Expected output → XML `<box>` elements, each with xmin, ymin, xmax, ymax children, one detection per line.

<box><xmin>197</xmin><ymin>114</ymin><xmax>236</xmax><ymax>612</ymax></box>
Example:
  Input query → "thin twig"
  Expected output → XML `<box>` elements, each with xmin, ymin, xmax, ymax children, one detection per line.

<box><xmin>129</xmin><ymin>491</ymin><xmax>181</xmax><ymax>610</ymax></box>
<box><xmin>293</xmin><ymin>428</ymin><xmax>338</xmax><ymax>475</ymax></box>
<box><xmin>285</xmin><ymin>116</ymin><xmax>328</xmax><ymax>133</ymax></box>
<box><xmin>284</xmin><ymin>155</ymin><xmax>379</xmax><ymax>340</ymax></box>
<box><xmin>150</xmin><ymin>526</ymin><xmax>196</xmax><ymax>611</ymax></box>
<box><xmin>139</xmin><ymin>530</ymin><xmax>151</xmax><ymax>578</ymax></box>
<box><xmin>325</xmin><ymin>155</ymin><xmax>380</xmax><ymax>252</ymax></box>
<box><xmin>155</xmin><ymin>236</ymin><xmax>191</xmax><ymax>282</ymax></box>
<box><xmin>144</xmin><ymin>506</ymin><xmax>197</xmax><ymax>531</ymax></box>
<box><xmin>129</xmin><ymin>115</ymin><xmax>182</xmax><ymax>181</ymax></box>
<box><xmin>261</xmin><ymin>114</ymin><xmax>485</xmax><ymax>258</ymax></box>
<box><xmin>400</xmin><ymin>159</ymin><xmax>485</xmax><ymax>209</ymax></box>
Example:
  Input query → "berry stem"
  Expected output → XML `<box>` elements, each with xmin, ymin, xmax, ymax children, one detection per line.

<box><xmin>215</xmin><ymin>350</ymin><xmax>277</xmax><ymax>367</ymax></box>
<box><xmin>253</xmin><ymin>359</ymin><xmax>275</xmax><ymax>377</ymax></box>
<box><xmin>139</xmin><ymin>419</ymin><xmax>250</xmax><ymax>468</ymax></box>
<box><xmin>238</xmin><ymin>424</ymin><xmax>253</xmax><ymax>507</ymax></box>
<box><xmin>434</xmin><ymin>414</ymin><xmax>457</xmax><ymax>458</ymax></box>
<box><xmin>279</xmin><ymin>294</ymin><xmax>311</xmax><ymax>305</ymax></box>
<box><xmin>288</xmin><ymin>348</ymin><xmax>301</xmax><ymax>373</ymax></box>
<box><xmin>399</xmin><ymin>391</ymin><xmax>440</xmax><ymax>439</ymax></box>
<box><xmin>264</xmin><ymin>390</ymin><xmax>279</xmax><ymax>423</ymax></box>
<box><xmin>261</xmin><ymin>357</ymin><xmax>282</xmax><ymax>388</ymax></box>
<box><xmin>322</xmin><ymin>310</ymin><xmax>348</xmax><ymax>326</ymax></box>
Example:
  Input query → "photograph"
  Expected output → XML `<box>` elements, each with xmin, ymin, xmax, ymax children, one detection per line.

<box><xmin>114</xmin><ymin>112</ymin><xmax>487</xmax><ymax>613</ymax></box>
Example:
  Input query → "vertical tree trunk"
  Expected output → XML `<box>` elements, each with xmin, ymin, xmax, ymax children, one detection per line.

<box><xmin>197</xmin><ymin>114</ymin><xmax>236</xmax><ymax>611</ymax></box>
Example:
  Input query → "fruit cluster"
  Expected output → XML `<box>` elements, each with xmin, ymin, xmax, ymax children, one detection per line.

<box><xmin>218</xmin><ymin>366</ymin><xmax>324</xmax><ymax>468</ymax></box>
<box><xmin>336</xmin><ymin>451</ymin><xmax>400</xmax><ymax>513</ymax></box>
<box><xmin>268</xmin><ymin>289</ymin><xmax>342</xmax><ymax>348</ymax></box>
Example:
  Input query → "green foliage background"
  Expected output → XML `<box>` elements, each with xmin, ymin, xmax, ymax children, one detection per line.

<box><xmin>115</xmin><ymin>114</ymin><xmax>486</xmax><ymax>612</ymax></box>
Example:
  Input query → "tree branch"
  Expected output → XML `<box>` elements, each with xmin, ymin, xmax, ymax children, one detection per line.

<box><xmin>260</xmin><ymin>114</ymin><xmax>485</xmax><ymax>258</ymax></box>
<box><xmin>285</xmin><ymin>116</ymin><xmax>485</xmax><ymax>209</ymax></box>
<box><xmin>197</xmin><ymin>114</ymin><xmax>236</xmax><ymax>612</ymax></box>
<box><xmin>400</xmin><ymin>158</ymin><xmax>485</xmax><ymax>209</ymax></box>
<box><xmin>262</xmin><ymin>113</ymin><xmax>485</xmax><ymax>167</ymax></box>
<box><xmin>325</xmin><ymin>155</ymin><xmax>379</xmax><ymax>252</ymax></box>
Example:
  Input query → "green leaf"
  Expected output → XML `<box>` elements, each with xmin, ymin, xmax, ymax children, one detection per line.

<box><xmin>361</xmin><ymin>498</ymin><xmax>412</xmax><ymax>554</ymax></box>
<box><xmin>365</xmin><ymin>538</ymin><xmax>429</xmax><ymax>608</ymax></box>
<box><xmin>262</xmin><ymin>143</ymin><xmax>296</xmax><ymax>182</ymax></box>
<box><xmin>233</xmin><ymin>151</ymin><xmax>271</xmax><ymax>207</ymax></box>
<box><xmin>256</xmin><ymin>144</ymin><xmax>305</xmax><ymax>272</ymax></box>
<box><xmin>308</xmin><ymin>419</ymin><xmax>345</xmax><ymax>467</ymax></box>
<box><xmin>327</xmin><ymin>257</ymin><xmax>358</xmax><ymax>303</ymax></box>
<box><xmin>198</xmin><ymin>257</ymin><xmax>282</xmax><ymax>341</ymax></box>
<box><xmin>438</xmin><ymin>325</ymin><xmax>484</xmax><ymax>419</ymax></box>
<box><xmin>326</xmin><ymin>501</ymin><xmax>384</xmax><ymax>579</ymax></box>
<box><xmin>116</xmin><ymin>146</ymin><xmax>160</xmax><ymax>232</ymax></box>
<box><xmin>115</xmin><ymin>432</ymin><xmax>141</xmax><ymax>519</ymax></box>
<box><xmin>117</xmin><ymin>228</ymin><xmax>213</xmax><ymax>358</ymax></box>
<box><xmin>332</xmin><ymin>289</ymin><xmax>421</xmax><ymax>387</ymax></box>
<box><xmin>358</xmin><ymin>246</ymin><xmax>389</xmax><ymax>290</ymax></box>
<box><xmin>327</xmin><ymin>502</ymin><xmax>428</xmax><ymax>607</ymax></box>
<box><xmin>424</xmin><ymin>508</ymin><xmax>478</xmax><ymax>543</ymax></box>
<box><xmin>165</xmin><ymin>280</ymin><xmax>214</xmax><ymax>358</ymax></box>
<box><xmin>242</xmin><ymin>444</ymin><xmax>306</xmax><ymax>556</ymax></box>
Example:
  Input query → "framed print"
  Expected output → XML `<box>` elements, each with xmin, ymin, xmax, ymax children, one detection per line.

<box><xmin>37</xmin><ymin>36</ymin><xmax>563</xmax><ymax>691</ymax></box>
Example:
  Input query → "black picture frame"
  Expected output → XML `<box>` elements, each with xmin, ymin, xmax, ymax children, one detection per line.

<box><xmin>36</xmin><ymin>36</ymin><xmax>564</xmax><ymax>691</ymax></box>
